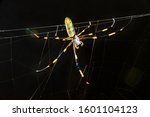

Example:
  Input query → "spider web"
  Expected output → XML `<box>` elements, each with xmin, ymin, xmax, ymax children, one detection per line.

<box><xmin>0</xmin><ymin>13</ymin><xmax>150</xmax><ymax>99</ymax></box>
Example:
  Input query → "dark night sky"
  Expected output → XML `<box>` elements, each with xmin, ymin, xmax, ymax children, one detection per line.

<box><xmin>0</xmin><ymin>0</ymin><xmax>150</xmax><ymax>100</ymax></box>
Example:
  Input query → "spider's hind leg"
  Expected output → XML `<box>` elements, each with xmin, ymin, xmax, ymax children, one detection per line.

<box><xmin>73</xmin><ymin>43</ymin><xmax>84</xmax><ymax>78</ymax></box>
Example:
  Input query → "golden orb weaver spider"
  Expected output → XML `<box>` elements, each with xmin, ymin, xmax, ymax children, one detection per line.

<box><xmin>35</xmin><ymin>17</ymin><xmax>132</xmax><ymax>79</ymax></box>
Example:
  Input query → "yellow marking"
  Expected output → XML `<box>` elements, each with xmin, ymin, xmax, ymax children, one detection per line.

<box><xmin>55</xmin><ymin>37</ymin><xmax>60</xmax><ymax>40</ymax></box>
<box><xmin>53</xmin><ymin>59</ymin><xmax>58</xmax><ymax>64</ymax></box>
<box><xmin>108</xmin><ymin>32</ymin><xmax>116</xmax><ymax>36</ymax></box>
<box><xmin>102</xmin><ymin>28</ymin><xmax>108</xmax><ymax>32</ymax></box>
<box><xmin>75</xmin><ymin>54</ymin><xmax>78</xmax><ymax>60</ymax></box>
<box><xmin>92</xmin><ymin>36</ymin><xmax>97</xmax><ymax>39</ymax></box>
<box><xmin>44</xmin><ymin>37</ymin><xmax>48</xmax><ymax>40</ymax></box>
<box><xmin>86</xmin><ymin>82</ymin><xmax>90</xmax><ymax>85</ymax></box>
<box><xmin>75</xmin><ymin>45</ymin><xmax>79</xmax><ymax>49</ymax></box>
<box><xmin>68</xmin><ymin>27</ymin><xmax>74</xmax><ymax>32</ymax></box>
<box><xmin>88</xmin><ymin>33</ymin><xmax>93</xmax><ymax>36</ymax></box>
<box><xmin>63</xmin><ymin>48</ymin><xmax>67</xmax><ymax>53</ymax></box>
<box><xmin>33</xmin><ymin>33</ymin><xmax>39</xmax><ymax>38</ymax></box>
<box><xmin>79</xmin><ymin>70</ymin><xmax>84</xmax><ymax>77</ymax></box>
<box><xmin>65</xmin><ymin>17</ymin><xmax>72</xmax><ymax>24</ymax></box>
<box><xmin>81</xmin><ymin>42</ymin><xmax>84</xmax><ymax>46</ymax></box>
<box><xmin>120</xmin><ymin>28</ymin><xmax>123</xmax><ymax>31</ymax></box>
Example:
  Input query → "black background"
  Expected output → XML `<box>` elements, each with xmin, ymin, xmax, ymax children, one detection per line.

<box><xmin>0</xmin><ymin>0</ymin><xmax>150</xmax><ymax>99</ymax></box>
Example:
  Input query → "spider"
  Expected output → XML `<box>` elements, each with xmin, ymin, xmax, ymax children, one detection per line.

<box><xmin>35</xmin><ymin>17</ymin><xmax>132</xmax><ymax>78</ymax></box>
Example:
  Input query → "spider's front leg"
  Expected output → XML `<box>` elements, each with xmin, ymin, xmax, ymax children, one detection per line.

<box><xmin>77</xmin><ymin>22</ymin><xmax>91</xmax><ymax>36</ymax></box>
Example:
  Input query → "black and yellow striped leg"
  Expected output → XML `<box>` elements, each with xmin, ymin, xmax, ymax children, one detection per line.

<box><xmin>96</xmin><ymin>18</ymin><xmax>116</xmax><ymax>33</ymax></box>
<box><xmin>52</xmin><ymin>41</ymin><xmax>73</xmax><ymax>64</ymax></box>
<box><xmin>80</xmin><ymin>35</ymin><xmax>98</xmax><ymax>40</ymax></box>
<box><xmin>26</xmin><ymin>28</ymin><xmax>40</xmax><ymax>38</ymax></box>
<box><xmin>73</xmin><ymin>43</ymin><xmax>84</xmax><ymax>78</ymax></box>
<box><xmin>85</xmin><ymin>36</ymin><xmax>98</xmax><ymax>40</ymax></box>
<box><xmin>97</xmin><ymin>17</ymin><xmax>132</xmax><ymax>38</ymax></box>
<box><xmin>99</xmin><ymin>28</ymin><xmax>124</xmax><ymax>38</ymax></box>
<box><xmin>77</xmin><ymin>22</ymin><xmax>91</xmax><ymax>36</ymax></box>
<box><xmin>36</xmin><ymin>41</ymin><xmax>73</xmax><ymax>72</ymax></box>
<box><xmin>78</xmin><ymin>32</ymin><xmax>98</xmax><ymax>40</ymax></box>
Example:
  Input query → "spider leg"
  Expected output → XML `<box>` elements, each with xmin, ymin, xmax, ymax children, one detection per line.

<box><xmin>36</xmin><ymin>41</ymin><xmax>73</xmax><ymax>72</ymax></box>
<box><xmin>96</xmin><ymin>17</ymin><xmax>132</xmax><ymax>38</ymax></box>
<box><xmin>77</xmin><ymin>22</ymin><xmax>91</xmax><ymax>36</ymax></box>
<box><xmin>77</xmin><ymin>18</ymin><xmax>114</xmax><ymax>37</ymax></box>
<box><xmin>98</xmin><ymin>28</ymin><xmax>124</xmax><ymax>38</ymax></box>
<box><xmin>96</xmin><ymin>18</ymin><xmax>116</xmax><ymax>33</ymax></box>
<box><xmin>52</xmin><ymin>41</ymin><xmax>73</xmax><ymax>64</ymax></box>
<box><xmin>54</xmin><ymin>35</ymin><xmax>74</xmax><ymax>42</ymax></box>
<box><xmin>26</xmin><ymin>28</ymin><xmax>40</xmax><ymax>38</ymax></box>
<box><xmin>73</xmin><ymin>42</ymin><xmax>84</xmax><ymax>78</ymax></box>
<box><xmin>74</xmin><ymin>44</ymin><xmax>79</xmax><ymax>49</ymax></box>
<box><xmin>80</xmin><ymin>41</ymin><xmax>84</xmax><ymax>46</ymax></box>
<box><xmin>79</xmin><ymin>35</ymin><xmax>98</xmax><ymax>40</ymax></box>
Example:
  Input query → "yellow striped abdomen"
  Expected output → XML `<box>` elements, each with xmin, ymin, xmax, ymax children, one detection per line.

<box><xmin>65</xmin><ymin>17</ymin><xmax>76</xmax><ymax>37</ymax></box>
